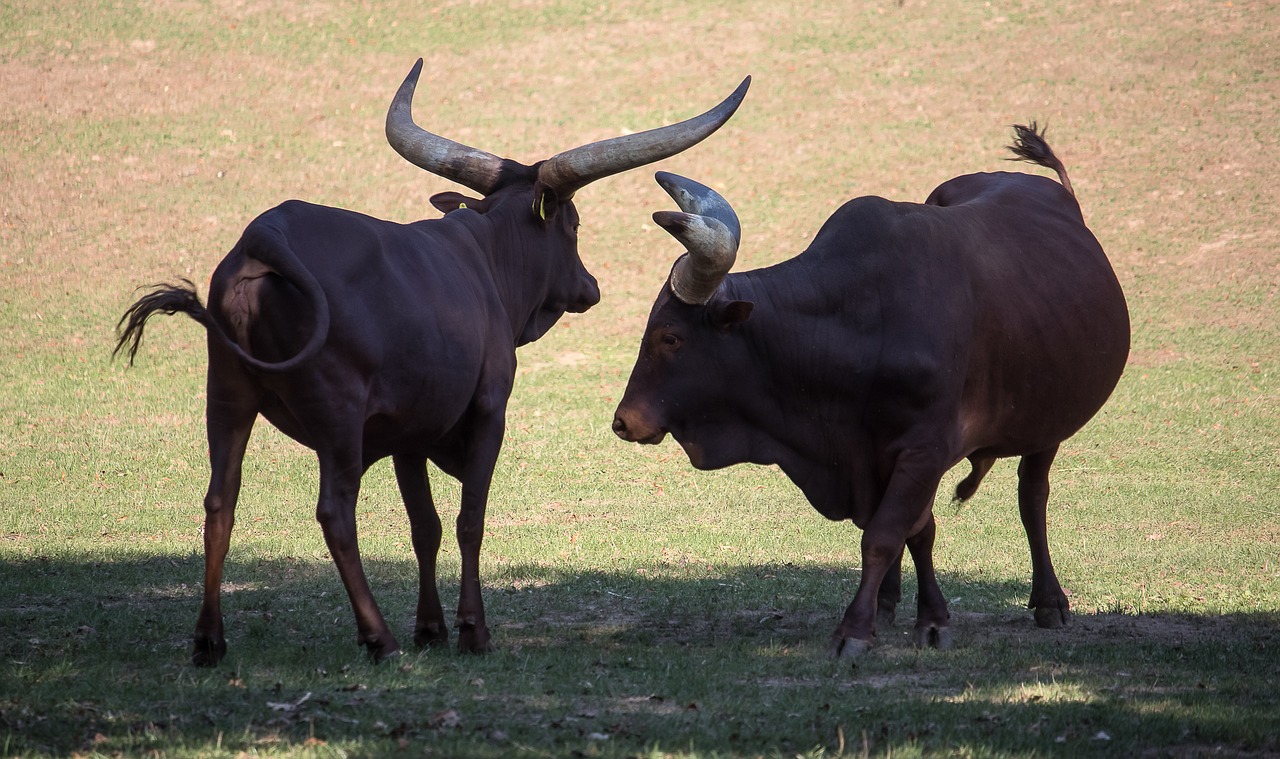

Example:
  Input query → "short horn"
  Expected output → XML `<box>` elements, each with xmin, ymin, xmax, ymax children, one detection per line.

<box><xmin>385</xmin><ymin>58</ymin><xmax>508</xmax><ymax>195</ymax></box>
<box><xmin>537</xmin><ymin>76</ymin><xmax>750</xmax><ymax>198</ymax></box>
<box><xmin>652</xmin><ymin>173</ymin><xmax>740</xmax><ymax>305</ymax></box>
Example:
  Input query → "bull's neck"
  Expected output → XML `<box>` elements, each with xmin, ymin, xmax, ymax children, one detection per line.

<box><xmin>720</xmin><ymin>250</ymin><xmax>837</xmax><ymax>308</ymax></box>
<box><xmin>715</xmin><ymin>251</ymin><xmax>875</xmax><ymax>460</ymax></box>
<box><xmin>477</xmin><ymin>204</ymin><xmax>572</xmax><ymax>347</ymax></box>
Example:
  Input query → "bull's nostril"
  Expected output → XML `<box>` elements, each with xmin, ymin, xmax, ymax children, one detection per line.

<box><xmin>612</xmin><ymin>417</ymin><xmax>627</xmax><ymax>434</ymax></box>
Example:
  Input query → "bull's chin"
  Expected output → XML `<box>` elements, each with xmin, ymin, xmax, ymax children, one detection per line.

<box><xmin>670</xmin><ymin>429</ymin><xmax>754</xmax><ymax>471</ymax></box>
<box><xmin>516</xmin><ymin>308</ymin><xmax>564</xmax><ymax>346</ymax></box>
<box><xmin>674</xmin><ymin>436</ymin><xmax>714</xmax><ymax>470</ymax></box>
<box><xmin>631</xmin><ymin>431</ymin><xmax>668</xmax><ymax>446</ymax></box>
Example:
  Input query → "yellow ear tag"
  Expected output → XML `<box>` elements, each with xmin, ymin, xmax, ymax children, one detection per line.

<box><xmin>458</xmin><ymin>202</ymin><xmax>467</xmax><ymax>210</ymax></box>
<box><xmin>536</xmin><ymin>194</ymin><xmax>547</xmax><ymax>221</ymax></box>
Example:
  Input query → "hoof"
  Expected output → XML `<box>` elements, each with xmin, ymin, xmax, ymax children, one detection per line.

<box><xmin>830</xmin><ymin>636</ymin><xmax>874</xmax><ymax>659</ymax></box>
<box><xmin>1034</xmin><ymin>605</ymin><xmax>1071</xmax><ymax>629</ymax></box>
<box><xmin>192</xmin><ymin>636</ymin><xmax>226</xmax><ymax>668</ymax></box>
<box><xmin>361</xmin><ymin>633</ymin><xmax>402</xmax><ymax>664</ymax></box>
<box><xmin>912</xmin><ymin>625</ymin><xmax>954</xmax><ymax>650</ymax></box>
<box><xmin>457</xmin><ymin>625</ymin><xmax>494</xmax><ymax>655</ymax></box>
<box><xmin>372</xmin><ymin>646</ymin><xmax>403</xmax><ymax>664</ymax></box>
<box><xmin>414</xmin><ymin>624</ymin><xmax>450</xmax><ymax>649</ymax></box>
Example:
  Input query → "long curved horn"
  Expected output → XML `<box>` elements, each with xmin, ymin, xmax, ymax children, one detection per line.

<box><xmin>652</xmin><ymin>172</ymin><xmax>740</xmax><ymax>305</ymax></box>
<box><xmin>537</xmin><ymin>76</ymin><xmax>751</xmax><ymax>198</ymax></box>
<box><xmin>385</xmin><ymin>58</ymin><xmax>508</xmax><ymax>195</ymax></box>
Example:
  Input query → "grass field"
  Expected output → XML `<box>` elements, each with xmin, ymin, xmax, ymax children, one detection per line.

<box><xmin>2</xmin><ymin>1</ymin><xmax>1278</xmax><ymax>756</ymax></box>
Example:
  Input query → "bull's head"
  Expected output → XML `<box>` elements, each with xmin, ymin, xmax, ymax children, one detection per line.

<box><xmin>385</xmin><ymin>60</ymin><xmax>750</xmax><ymax>345</ymax></box>
<box><xmin>612</xmin><ymin>173</ymin><xmax>756</xmax><ymax>469</ymax></box>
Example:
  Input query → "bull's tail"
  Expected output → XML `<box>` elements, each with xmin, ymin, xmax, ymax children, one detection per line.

<box><xmin>952</xmin><ymin>455</ymin><xmax>996</xmax><ymax>503</ymax></box>
<box><xmin>114</xmin><ymin>279</ymin><xmax>210</xmax><ymax>365</ymax></box>
<box><xmin>1007</xmin><ymin>122</ymin><xmax>1074</xmax><ymax>199</ymax></box>
<box><xmin>114</xmin><ymin>273</ymin><xmax>329</xmax><ymax>373</ymax></box>
<box><xmin>116</xmin><ymin>247</ymin><xmax>331</xmax><ymax>374</ymax></box>
<box><xmin>116</xmin><ymin>214</ymin><xmax>332</xmax><ymax>372</ymax></box>
<box><xmin>220</xmin><ymin>221</ymin><xmax>332</xmax><ymax>373</ymax></box>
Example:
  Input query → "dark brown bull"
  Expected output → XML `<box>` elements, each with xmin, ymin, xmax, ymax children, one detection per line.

<box><xmin>116</xmin><ymin>60</ymin><xmax>749</xmax><ymax>664</ymax></box>
<box><xmin>612</xmin><ymin>125</ymin><xmax>1129</xmax><ymax>656</ymax></box>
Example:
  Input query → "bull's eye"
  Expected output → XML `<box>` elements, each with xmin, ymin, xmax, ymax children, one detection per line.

<box><xmin>660</xmin><ymin>333</ymin><xmax>682</xmax><ymax>349</ymax></box>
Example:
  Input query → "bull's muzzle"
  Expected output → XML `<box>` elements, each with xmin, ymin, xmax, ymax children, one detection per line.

<box><xmin>611</xmin><ymin>405</ymin><xmax>666</xmax><ymax>445</ymax></box>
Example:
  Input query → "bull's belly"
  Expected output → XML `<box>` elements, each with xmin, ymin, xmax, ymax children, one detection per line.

<box><xmin>960</xmin><ymin>379</ymin><xmax>1123</xmax><ymax>457</ymax></box>
<box><xmin>257</xmin><ymin>392</ymin><xmax>465</xmax><ymax>463</ymax></box>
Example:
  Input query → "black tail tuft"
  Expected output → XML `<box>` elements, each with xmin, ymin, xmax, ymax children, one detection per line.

<box><xmin>1007</xmin><ymin>121</ymin><xmax>1074</xmax><ymax>198</ymax></box>
<box><xmin>114</xmin><ymin>279</ymin><xmax>207</xmax><ymax>365</ymax></box>
<box><xmin>1006</xmin><ymin>121</ymin><xmax>1054</xmax><ymax>166</ymax></box>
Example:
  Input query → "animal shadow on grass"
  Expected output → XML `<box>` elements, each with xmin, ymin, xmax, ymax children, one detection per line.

<box><xmin>2</xmin><ymin>554</ymin><xmax>1277</xmax><ymax>756</ymax></box>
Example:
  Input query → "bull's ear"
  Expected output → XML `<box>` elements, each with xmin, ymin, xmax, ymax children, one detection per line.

<box><xmin>531</xmin><ymin>181</ymin><xmax>562</xmax><ymax>223</ymax></box>
<box><xmin>431</xmin><ymin>191</ymin><xmax>486</xmax><ymax>214</ymax></box>
<box><xmin>711</xmin><ymin>300</ymin><xmax>753</xmax><ymax>330</ymax></box>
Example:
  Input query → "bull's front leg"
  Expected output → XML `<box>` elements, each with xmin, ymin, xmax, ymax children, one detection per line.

<box><xmin>832</xmin><ymin>449</ymin><xmax>946</xmax><ymax>658</ymax></box>
<box><xmin>393</xmin><ymin>453</ymin><xmax>448</xmax><ymax>649</ymax></box>
<box><xmin>453</xmin><ymin>391</ymin><xmax>508</xmax><ymax>655</ymax></box>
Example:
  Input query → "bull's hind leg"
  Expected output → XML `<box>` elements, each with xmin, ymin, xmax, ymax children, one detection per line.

<box><xmin>876</xmin><ymin>549</ymin><xmax>904</xmax><ymax>629</ymax></box>
<box><xmin>315</xmin><ymin>445</ymin><xmax>400</xmax><ymax>661</ymax></box>
<box><xmin>1018</xmin><ymin>445</ymin><xmax>1071</xmax><ymax>628</ymax></box>
<box><xmin>392</xmin><ymin>453</ymin><xmax>448</xmax><ymax>648</ymax></box>
<box><xmin>193</xmin><ymin>368</ymin><xmax>259</xmax><ymax>667</ymax></box>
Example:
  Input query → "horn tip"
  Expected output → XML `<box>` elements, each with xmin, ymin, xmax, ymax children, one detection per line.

<box><xmin>652</xmin><ymin>209</ymin><xmax>688</xmax><ymax>231</ymax></box>
<box><xmin>401</xmin><ymin>58</ymin><xmax>424</xmax><ymax>89</ymax></box>
<box><xmin>390</xmin><ymin>58</ymin><xmax>425</xmax><ymax>122</ymax></box>
<box><xmin>654</xmin><ymin>170</ymin><xmax>684</xmax><ymax>194</ymax></box>
<box><xmin>654</xmin><ymin>172</ymin><xmax>717</xmax><ymax>209</ymax></box>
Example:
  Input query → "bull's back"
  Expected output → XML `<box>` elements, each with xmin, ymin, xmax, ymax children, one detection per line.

<box><xmin>228</xmin><ymin>200</ymin><xmax>495</xmax><ymax>348</ymax></box>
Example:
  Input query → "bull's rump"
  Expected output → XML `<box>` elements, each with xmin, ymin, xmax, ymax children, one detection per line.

<box><xmin>923</xmin><ymin>172</ymin><xmax>1130</xmax><ymax>455</ymax></box>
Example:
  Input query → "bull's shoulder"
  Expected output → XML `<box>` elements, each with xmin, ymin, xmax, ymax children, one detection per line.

<box><xmin>801</xmin><ymin>195</ymin><xmax>928</xmax><ymax>260</ymax></box>
<box><xmin>246</xmin><ymin>199</ymin><xmax>407</xmax><ymax>235</ymax></box>
<box><xmin>821</xmin><ymin>194</ymin><xmax>917</xmax><ymax>230</ymax></box>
